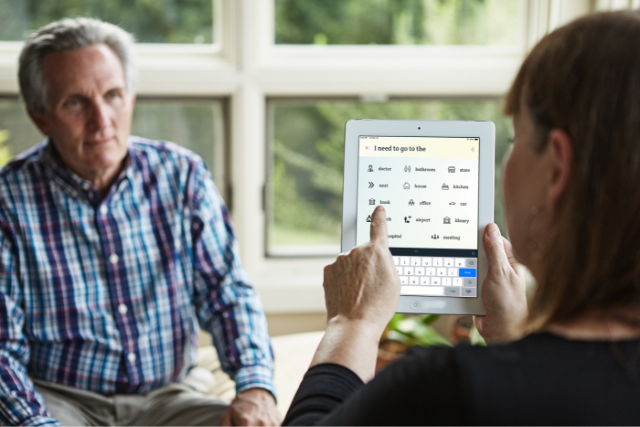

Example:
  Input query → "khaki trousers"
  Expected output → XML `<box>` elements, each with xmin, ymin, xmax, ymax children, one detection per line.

<box><xmin>33</xmin><ymin>367</ymin><xmax>229</xmax><ymax>426</ymax></box>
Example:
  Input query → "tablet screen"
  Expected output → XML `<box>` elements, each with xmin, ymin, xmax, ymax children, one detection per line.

<box><xmin>356</xmin><ymin>136</ymin><xmax>479</xmax><ymax>298</ymax></box>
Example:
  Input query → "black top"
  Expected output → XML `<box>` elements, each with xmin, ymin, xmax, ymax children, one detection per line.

<box><xmin>283</xmin><ymin>333</ymin><xmax>640</xmax><ymax>425</ymax></box>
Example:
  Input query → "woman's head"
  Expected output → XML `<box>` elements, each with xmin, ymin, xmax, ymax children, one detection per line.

<box><xmin>504</xmin><ymin>11</ymin><xmax>640</xmax><ymax>329</ymax></box>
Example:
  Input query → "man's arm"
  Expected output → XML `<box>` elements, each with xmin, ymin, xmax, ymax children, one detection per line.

<box><xmin>0</xmin><ymin>226</ymin><xmax>61</xmax><ymax>426</ymax></box>
<box><xmin>189</xmin><ymin>164</ymin><xmax>279</xmax><ymax>425</ymax></box>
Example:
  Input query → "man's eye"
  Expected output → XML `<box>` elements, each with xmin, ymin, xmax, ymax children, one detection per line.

<box><xmin>65</xmin><ymin>98</ymin><xmax>81</xmax><ymax>107</ymax></box>
<box><xmin>106</xmin><ymin>91</ymin><xmax>120</xmax><ymax>99</ymax></box>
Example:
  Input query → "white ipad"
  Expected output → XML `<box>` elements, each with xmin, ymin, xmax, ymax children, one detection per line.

<box><xmin>342</xmin><ymin>120</ymin><xmax>495</xmax><ymax>315</ymax></box>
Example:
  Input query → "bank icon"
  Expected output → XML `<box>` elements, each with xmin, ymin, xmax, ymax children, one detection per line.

<box><xmin>409</xmin><ymin>199</ymin><xmax>415</xmax><ymax>206</ymax></box>
<box><xmin>448</xmin><ymin>166</ymin><xmax>455</xmax><ymax>173</ymax></box>
<box><xmin>443</xmin><ymin>216</ymin><xmax>451</xmax><ymax>224</ymax></box>
<box><xmin>403</xmin><ymin>182</ymin><xmax>410</xmax><ymax>189</ymax></box>
<box><xmin>369</xmin><ymin>198</ymin><xmax>375</xmax><ymax>205</ymax></box>
<box><xmin>442</xmin><ymin>183</ymin><xmax>449</xmax><ymax>190</ymax></box>
<box><xmin>368</xmin><ymin>165</ymin><xmax>373</xmax><ymax>172</ymax></box>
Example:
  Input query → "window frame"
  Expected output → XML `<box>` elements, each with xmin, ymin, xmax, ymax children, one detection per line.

<box><xmin>0</xmin><ymin>0</ymin><xmax>593</xmax><ymax>313</ymax></box>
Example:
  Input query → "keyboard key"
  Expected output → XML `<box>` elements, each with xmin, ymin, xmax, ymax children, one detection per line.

<box><xmin>422</xmin><ymin>257</ymin><xmax>432</xmax><ymax>266</ymax></box>
<box><xmin>453</xmin><ymin>278</ymin><xmax>462</xmax><ymax>286</ymax></box>
<box><xmin>463</xmin><ymin>278</ymin><xmax>476</xmax><ymax>287</ymax></box>
<box><xmin>404</xmin><ymin>267</ymin><xmax>414</xmax><ymax>276</ymax></box>
<box><xmin>396</xmin><ymin>266</ymin><xmax>403</xmax><ymax>275</ymax></box>
<box><xmin>411</xmin><ymin>257</ymin><xmax>421</xmax><ymax>266</ymax></box>
<box><xmin>445</xmin><ymin>287</ymin><xmax>460</xmax><ymax>297</ymax></box>
<box><xmin>401</xmin><ymin>285</ymin><xmax>444</xmax><ymax>296</ymax></box>
<box><xmin>459</xmin><ymin>268</ymin><xmax>476</xmax><ymax>277</ymax></box>
<box><xmin>420</xmin><ymin>277</ymin><xmax>430</xmax><ymax>285</ymax></box>
<box><xmin>415</xmin><ymin>267</ymin><xmax>424</xmax><ymax>276</ymax></box>
<box><xmin>400</xmin><ymin>257</ymin><xmax>410</xmax><ymax>266</ymax></box>
<box><xmin>461</xmin><ymin>287</ymin><xmax>477</xmax><ymax>297</ymax></box>
<box><xmin>400</xmin><ymin>276</ymin><xmax>408</xmax><ymax>285</ymax></box>
<box><xmin>431</xmin><ymin>277</ymin><xmax>441</xmax><ymax>286</ymax></box>
<box><xmin>455</xmin><ymin>258</ymin><xmax>465</xmax><ymax>267</ymax></box>
<box><xmin>444</xmin><ymin>258</ymin><xmax>454</xmax><ymax>267</ymax></box>
<box><xmin>437</xmin><ymin>268</ymin><xmax>446</xmax><ymax>277</ymax></box>
<box><xmin>433</xmin><ymin>258</ymin><xmax>443</xmax><ymax>266</ymax></box>
<box><xmin>466</xmin><ymin>258</ymin><xmax>477</xmax><ymax>268</ymax></box>
<box><xmin>448</xmin><ymin>268</ymin><xmax>458</xmax><ymax>277</ymax></box>
<box><xmin>443</xmin><ymin>278</ymin><xmax>451</xmax><ymax>286</ymax></box>
<box><xmin>393</xmin><ymin>257</ymin><xmax>399</xmax><ymax>266</ymax></box>
<box><xmin>426</xmin><ymin>267</ymin><xmax>436</xmax><ymax>276</ymax></box>
<box><xmin>409</xmin><ymin>276</ymin><xmax>419</xmax><ymax>285</ymax></box>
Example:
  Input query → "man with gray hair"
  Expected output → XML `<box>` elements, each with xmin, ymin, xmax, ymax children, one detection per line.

<box><xmin>0</xmin><ymin>18</ymin><xmax>279</xmax><ymax>426</ymax></box>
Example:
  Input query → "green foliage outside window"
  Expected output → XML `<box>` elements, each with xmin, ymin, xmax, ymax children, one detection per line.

<box><xmin>269</xmin><ymin>100</ymin><xmax>512</xmax><ymax>254</ymax></box>
<box><xmin>0</xmin><ymin>0</ymin><xmax>213</xmax><ymax>43</ymax></box>
<box><xmin>275</xmin><ymin>0</ymin><xmax>521</xmax><ymax>45</ymax></box>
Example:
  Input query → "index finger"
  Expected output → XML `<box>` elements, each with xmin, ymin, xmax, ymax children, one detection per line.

<box><xmin>369</xmin><ymin>205</ymin><xmax>389</xmax><ymax>246</ymax></box>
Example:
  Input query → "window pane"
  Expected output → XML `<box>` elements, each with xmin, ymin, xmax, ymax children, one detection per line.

<box><xmin>0</xmin><ymin>0</ymin><xmax>214</xmax><ymax>43</ymax></box>
<box><xmin>267</xmin><ymin>99</ymin><xmax>511</xmax><ymax>257</ymax></box>
<box><xmin>0</xmin><ymin>98</ymin><xmax>225</xmax><ymax>194</ymax></box>
<box><xmin>275</xmin><ymin>0</ymin><xmax>522</xmax><ymax>45</ymax></box>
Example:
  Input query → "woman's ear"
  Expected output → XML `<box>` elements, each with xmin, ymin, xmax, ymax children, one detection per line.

<box><xmin>545</xmin><ymin>128</ymin><xmax>573</xmax><ymax>209</ymax></box>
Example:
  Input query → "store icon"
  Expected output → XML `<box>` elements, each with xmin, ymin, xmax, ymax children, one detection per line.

<box><xmin>448</xmin><ymin>166</ymin><xmax>455</xmax><ymax>173</ymax></box>
<box><xmin>409</xmin><ymin>199</ymin><xmax>415</xmax><ymax>206</ymax></box>
<box><xmin>442</xmin><ymin>183</ymin><xmax>449</xmax><ymax>190</ymax></box>
<box><xmin>443</xmin><ymin>216</ymin><xmax>451</xmax><ymax>224</ymax></box>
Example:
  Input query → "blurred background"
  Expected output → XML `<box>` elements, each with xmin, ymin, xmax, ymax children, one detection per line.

<box><xmin>0</xmin><ymin>0</ymin><xmax>633</xmax><ymax>336</ymax></box>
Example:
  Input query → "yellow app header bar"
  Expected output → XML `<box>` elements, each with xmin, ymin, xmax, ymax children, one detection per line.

<box><xmin>359</xmin><ymin>136</ymin><xmax>479</xmax><ymax>158</ymax></box>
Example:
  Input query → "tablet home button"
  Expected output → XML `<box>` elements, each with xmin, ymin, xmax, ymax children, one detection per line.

<box><xmin>410</xmin><ymin>301</ymin><xmax>420</xmax><ymax>310</ymax></box>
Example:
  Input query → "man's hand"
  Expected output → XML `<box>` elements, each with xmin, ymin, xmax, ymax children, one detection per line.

<box><xmin>474</xmin><ymin>223</ymin><xmax>528</xmax><ymax>344</ymax></box>
<box><xmin>220</xmin><ymin>388</ymin><xmax>280</xmax><ymax>426</ymax></box>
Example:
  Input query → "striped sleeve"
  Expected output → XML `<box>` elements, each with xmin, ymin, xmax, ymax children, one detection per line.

<box><xmin>189</xmin><ymin>161</ymin><xmax>276</xmax><ymax>398</ymax></box>
<box><xmin>0</xmin><ymin>224</ymin><xmax>61</xmax><ymax>426</ymax></box>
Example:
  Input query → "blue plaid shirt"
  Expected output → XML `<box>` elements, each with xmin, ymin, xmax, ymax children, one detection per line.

<box><xmin>0</xmin><ymin>137</ymin><xmax>274</xmax><ymax>426</ymax></box>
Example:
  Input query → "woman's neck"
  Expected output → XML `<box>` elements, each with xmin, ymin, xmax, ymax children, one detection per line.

<box><xmin>548</xmin><ymin>306</ymin><xmax>640</xmax><ymax>341</ymax></box>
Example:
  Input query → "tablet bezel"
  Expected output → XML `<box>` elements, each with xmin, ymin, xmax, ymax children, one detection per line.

<box><xmin>342</xmin><ymin>119</ymin><xmax>495</xmax><ymax>315</ymax></box>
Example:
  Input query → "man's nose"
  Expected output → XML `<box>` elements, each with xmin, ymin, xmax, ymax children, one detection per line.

<box><xmin>89</xmin><ymin>102</ymin><xmax>110</xmax><ymax>131</ymax></box>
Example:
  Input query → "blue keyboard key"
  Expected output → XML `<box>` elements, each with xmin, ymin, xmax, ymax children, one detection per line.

<box><xmin>459</xmin><ymin>268</ymin><xmax>476</xmax><ymax>277</ymax></box>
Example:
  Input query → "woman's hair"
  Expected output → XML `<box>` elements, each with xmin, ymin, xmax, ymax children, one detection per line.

<box><xmin>18</xmin><ymin>17</ymin><xmax>136</xmax><ymax>113</ymax></box>
<box><xmin>505</xmin><ymin>11</ymin><xmax>640</xmax><ymax>330</ymax></box>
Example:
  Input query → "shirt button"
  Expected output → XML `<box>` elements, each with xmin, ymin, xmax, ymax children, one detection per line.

<box><xmin>118</xmin><ymin>304</ymin><xmax>128</xmax><ymax>315</ymax></box>
<box><xmin>109</xmin><ymin>254</ymin><xmax>119</xmax><ymax>264</ymax></box>
<box><xmin>127</xmin><ymin>353</ymin><xmax>136</xmax><ymax>363</ymax></box>
<box><xmin>100</xmin><ymin>205</ymin><xmax>108</xmax><ymax>215</ymax></box>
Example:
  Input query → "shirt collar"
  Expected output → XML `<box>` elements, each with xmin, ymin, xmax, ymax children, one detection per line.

<box><xmin>42</xmin><ymin>139</ymin><xmax>132</xmax><ymax>205</ymax></box>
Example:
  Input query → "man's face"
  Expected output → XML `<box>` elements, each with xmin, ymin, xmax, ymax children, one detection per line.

<box><xmin>29</xmin><ymin>43</ymin><xmax>135</xmax><ymax>185</ymax></box>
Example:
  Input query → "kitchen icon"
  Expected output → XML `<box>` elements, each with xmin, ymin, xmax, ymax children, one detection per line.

<box><xmin>366</xmin><ymin>215</ymin><xmax>372</xmax><ymax>222</ymax></box>
<box><xmin>443</xmin><ymin>216</ymin><xmax>451</xmax><ymax>224</ymax></box>
<box><xmin>442</xmin><ymin>183</ymin><xmax>449</xmax><ymax>190</ymax></box>
<box><xmin>448</xmin><ymin>166</ymin><xmax>455</xmax><ymax>173</ymax></box>
<box><xmin>404</xmin><ymin>165</ymin><xmax>411</xmax><ymax>172</ymax></box>
<box><xmin>369</xmin><ymin>198</ymin><xmax>376</xmax><ymax>205</ymax></box>
<box><xmin>368</xmin><ymin>165</ymin><xmax>374</xmax><ymax>172</ymax></box>
<box><xmin>409</xmin><ymin>199</ymin><xmax>415</xmax><ymax>206</ymax></box>
<box><xmin>403</xmin><ymin>182</ymin><xmax>410</xmax><ymax>189</ymax></box>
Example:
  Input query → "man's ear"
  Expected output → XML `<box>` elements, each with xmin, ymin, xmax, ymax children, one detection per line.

<box><xmin>27</xmin><ymin>108</ymin><xmax>50</xmax><ymax>137</ymax></box>
<box><xmin>545</xmin><ymin>128</ymin><xmax>573</xmax><ymax>209</ymax></box>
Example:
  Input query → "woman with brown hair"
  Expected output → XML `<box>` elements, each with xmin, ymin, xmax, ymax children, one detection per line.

<box><xmin>283</xmin><ymin>10</ymin><xmax>640</xmax><ymax>426</ymax></box>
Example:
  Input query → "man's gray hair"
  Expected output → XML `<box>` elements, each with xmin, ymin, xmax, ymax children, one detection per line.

<box><xmin>18</xmin><ymin>17</ymin><xmax>136</xmax><ymax>112</ymax></box>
